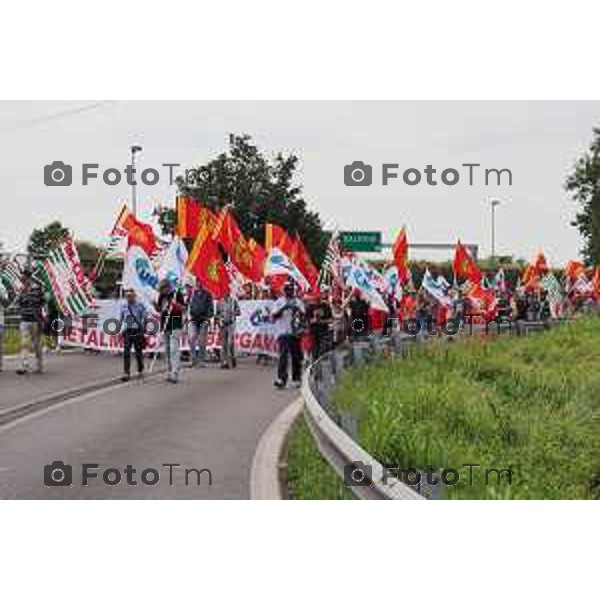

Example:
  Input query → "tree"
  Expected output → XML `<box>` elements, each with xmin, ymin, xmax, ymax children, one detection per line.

<box><xmin>156</xmin><ymin>134</ymin><xmax>329</xmax><ymax>264</ymax></box>
<box><xmin>566</xmin><ymin>127</ymin><xmax>600</xmax><ymax>265</ymax></box>
<box><xmin>27</xmin><ymin>221</ymin><xmax>70</xmax><ymax>258</ymax></box>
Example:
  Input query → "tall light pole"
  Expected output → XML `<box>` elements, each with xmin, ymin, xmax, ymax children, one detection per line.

<box><xmin>490</xmin><ymin>198</ymin><xmax>501</xmax><ymax>259</ymax></box>
<box><xmin>130</xmin><ymin>145</ymin><xmax>143</xmax><ymax>218</ymax></box>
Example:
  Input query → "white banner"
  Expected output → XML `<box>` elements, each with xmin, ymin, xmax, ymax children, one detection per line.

<box><xmin>58</xmin><ymin>299</ymin><xmax>281</xmax><ymax>358</ymax></box>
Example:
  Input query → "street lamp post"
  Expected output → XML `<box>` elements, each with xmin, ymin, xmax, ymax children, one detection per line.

<box><xmin>130</xmin><ymin>145</ymin><xmax>143</xmax><ymax>218</ymax></box>
<box><xmin>490</xmin><ymin>198</ymin><xmax>501</xmax><ymax>259</ymax></box>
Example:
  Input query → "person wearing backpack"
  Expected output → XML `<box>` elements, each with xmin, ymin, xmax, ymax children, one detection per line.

<box><xmin>188</xmin><ymin>281</ymin><xmax>213</xmax><ymax>366</ymax></box>
<box><xmin>155</xmin><ymin>279</ymin><xmax>186</xmax><ymax>383</ymax></box>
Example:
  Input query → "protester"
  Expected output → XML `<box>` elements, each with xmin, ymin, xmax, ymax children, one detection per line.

<box><xmin>119</xmin><ymin>287</ymin><xmax>147</xmax><ymax>382</ymax></box>
<box><xmin>188</xmin><ymin>281</ymin><xmax>214</xmax><ymax>366</ymax></box>
<box><xmin>346</xmin><ymin>289</ymin><xmax>370</xmax><ymax>340</ymax></box>
<box><xmin>155</xmin><ymin>279</ymin><xmax>186</xmax><ymax>383</ymax></box>
<box><xmin>272</xmin><ymin>281</ymin><xmax>305</xmax><ymax>389</ymax></box>
<box><xmin>216</xmin><ymin>289</ymin><xmax>240</xmax><ymax>369</ymax></box>
<box><xmin>16</xmin><ymin>272</ymin><xmax>46</xmax><ymax>375</ymax></box>
<box><xmin>307</xmin><ymin>288</ymin><xmax>333</xmax><ymax>360</ymax></box>
<box><xmin>0</xmin><ymin>281</ymin><xmax>10</xmax><ymax>372</ymax></box>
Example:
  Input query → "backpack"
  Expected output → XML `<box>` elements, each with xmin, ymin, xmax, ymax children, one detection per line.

<box><xmin>190</xmin><ymin>290</ymin><xmax>213</xmax><ymax>320</ymax></box>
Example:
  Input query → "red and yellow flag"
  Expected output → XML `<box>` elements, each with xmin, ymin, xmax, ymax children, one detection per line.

<box><xmin>186</xmin><ymin>222</ymin><xmax>230</xmax><ymax>299</ymax></box>
<box><xmin>392</xmin><ymin>227</ymin><xmax>410</xmax><ymax>284</ymax></box>
<box><xmin>213</xmin><ymin>209</ymin><xmax>263</xmax><ymax>282</ymax></box>
<box><xmin>112</xmin><ymin>205</ymin><xmax>157</xmax><ymax>256</ymax></box>
<box><xmin>176</xmin><ymin>196</ymin><xmax>214</xmax><ymax>240</ymax></box>
<box><xmin>453</xmin><ymin>240</ymin><xmax>481</xmax><ymax>284</ymax></box>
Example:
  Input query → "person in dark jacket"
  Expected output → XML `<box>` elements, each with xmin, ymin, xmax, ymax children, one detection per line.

<box><xmin>119</xmin><ymin>288</ymin><xmax>147</xmax><ymax>381</ymax></box>
<box><xmin>155</xmin><ymin>279</ymin><xmax>186</xmax><ymax>383</ymax></box>
<box><xmin>188</xmin><ymin>282</ymin><xmax>213</xmax><ymax>366</ymax></box>
<box><xmin>16</xmin><ymin>274</ymin><xmax>46</xmax><ymax>375</ymax></box>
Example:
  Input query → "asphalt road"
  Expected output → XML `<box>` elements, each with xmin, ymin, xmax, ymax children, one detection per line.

<box><xmin>0</xmin><ymin>354</ymin><xmax>294</xmax><ymax>499</ymax></box>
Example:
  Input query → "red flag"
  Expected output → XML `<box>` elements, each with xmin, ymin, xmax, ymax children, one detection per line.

<box><xmin>213</xmin><ymin>209</ymin><xmax>263</xmax><ymax>282</ymax></box>
<box><xmin>176</xmin><ymin>196</ymin><xmax>202</xmax><ymax>239</ymax></box>
<box><xmin>453</xmin><ymin>240</ymin><xmax>481</xmax><ymax>284</ymax></box>
<box><xmin>392</xmin><ymin>227</ymin><xmax>410</xmax><ymax>284</ymax></box>
<box><xmin>247</xmin><ymin>237</ymin><xmax>267</xmax><ymax>275</ymax></box>
<box><xmin>534</xmin><ymin>251</ymin><xmax>549</xmax><ymax>275</ymax></box>
<box><xmin>521</xmin><ymin>251</ymin><xmax>549</xmax><ymax>289</ymax></box>
<box><xmin>186</xmin><ymin>222</ymin><xmax>230</xmax><ymax>299</ymax></box>
<box><xmin>591</xmin><ymin>267</ymin><xmax>600</xmax><ymax>298</ymax></box>
<box><xmin>113</xmin><ymin>205</ymin><xmax>157</xmax><ymax>256</ymax></box>
<box><xmin>564</xmin><ymin>260</ymin><xmax>585</xmax><ymax>281</ymax></box>
<box><xmin>465</xmin><ymin>282</ymin><xmax>498</xmax><ymax>320</ymax></box>
<box><xmin>292</xmin><ymin>234</ymin><xmax>319</xmax><ymax>290</ymax></box>
<box><xmin>265</xmin><ymin>223</ymin><xmax>295</xmax><ymax>258</ymax></box>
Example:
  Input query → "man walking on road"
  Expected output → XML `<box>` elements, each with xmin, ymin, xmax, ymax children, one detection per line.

<box><xmin>120</xmin><ymin>288</ymin><xmax>147</xmax><ymax>382</ymax></box>
<box><xmin>155</xmin><ymin>279</ymin><xmax>186</xmax><ymax>383</ymax></box>
<box><xmin>0</xmin><ymin>279</ymin><xmax>10</xmax><ymax>372</ymax></box>
<box><xmin>188</xmin><ymin>281</ymin><xmax>213</xmax><ymax>366</ymax></box>
<box><xmin>272</xmin><ymin>282</ymin><xmax>305</xmax><ymax>389</ymax></box>
<box><xmin>216</xmin><ymin>289</ymin><xmax>240</xmax><ymax>369</ymax></box>
<box><xmin>16</xmin><ymin>272</ymin><xmax>46</xmax><ymax>375</ymax></box>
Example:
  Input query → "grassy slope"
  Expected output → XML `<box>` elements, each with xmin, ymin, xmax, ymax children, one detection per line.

<box><xmin>333</xmin><ymin>318</ymin><xmax>600</xmax><ymax>499</ymax></box>
<box><xmin>286</xmin><ymin>416</ymin><xmax>356</xmax><ymax>500</ymax></box>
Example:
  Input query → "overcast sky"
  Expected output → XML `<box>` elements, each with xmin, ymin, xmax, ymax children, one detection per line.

<box><xmin>0</xmin><ymin>100</ymin><xmax>598</xmax><ymax>264</ymax></box>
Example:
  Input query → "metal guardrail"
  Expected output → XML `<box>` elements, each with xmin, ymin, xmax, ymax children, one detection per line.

<box><xmin>300</xmin><ymin>318</ymin><xmax>560</xmax><ymax>500</ymax></box>
<box><xmin>302</xmin><ymin>334</ymin><xmax>425</xmax><ymax>500</ymax></box>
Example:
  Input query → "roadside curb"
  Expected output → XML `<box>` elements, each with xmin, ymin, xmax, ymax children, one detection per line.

<box><xmin>250</xmin><ymin>397</ymin><xmax>303</xmax><ymax>500</ymax></box>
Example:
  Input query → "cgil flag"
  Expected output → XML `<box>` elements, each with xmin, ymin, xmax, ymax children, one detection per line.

<box><xmin>186</xmin><ymin>221</ymin><xmax>230</xmax><ymax>299</ymax></box>
<box><xmin>453</xmin><ymin>240</ymin><xmax>481</xmax><ymax>284</ymax></box>
<box><xmin>292</xmin><ymin>233</ymin><xmax>319</xmax><ymax>290</ymax></box>
<box><xmin>213</xmin><ymin>208</ymin><xmax>263</xmax><ymax>283</ymax></box>
<box><xmin>392</xmin><ymin>226</ymin><xmax>410</xmax><ymax>284</ymax></box>
<box><xmin>112</xmin><ymin>204</ymin><xmax>158</xmax><ymax>256</ymax></box>
<box><xmin>38</xmin><ymin>238</ymin><xmax>95</xmax><ymax>317</ymax></box>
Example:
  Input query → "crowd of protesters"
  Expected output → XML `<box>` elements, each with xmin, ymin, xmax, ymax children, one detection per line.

<box><xmin>1</xmin><ymin>266</ymin><xmax>599</xmax><ymax>391</ymax></box>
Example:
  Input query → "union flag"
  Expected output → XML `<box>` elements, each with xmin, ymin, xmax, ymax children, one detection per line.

<box><xmin>112</xmin><ymin>204</ymin><xmax>157</xmax><ymax>256</ymax></box>
<box><xmin>392</xmin><ymin>226</ymin><xmax>410</xmax><ymax>284</ymax></box>
<box><xmin>265</xmin><ymin>223</ymin><xmax>295</xmax><ymax>259</ymax></box>
<box><xmin>213</xmin><ymin>209</ymin><xmax>263</xmax><ymax>282</ymax></box>
<box><xmin>292</xmin><ymin>234</ymin><xmax>319</xmax><ymax>290</ymax></box>
<box><xmin>186</xmin><ymin>222</ymin><xmax>230</xmax><ymax>299</ymax></box>
<box><xmin>176</xmin><ymin>196</ymin><xmax>217</xmax><ymax>239</ymax></box>
<box><xmin>452</xmin><ymin>240</ymin><xmax>481</xmax><ymax>284</ymax></box>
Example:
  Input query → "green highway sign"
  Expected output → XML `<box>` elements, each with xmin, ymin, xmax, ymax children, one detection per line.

<box><xmin>339</xmin><ymin>231</ymin><xmax>382</xmax><ymax>252</ymax></box>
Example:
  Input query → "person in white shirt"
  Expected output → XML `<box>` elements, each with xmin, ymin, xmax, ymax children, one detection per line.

<box><xmin>271</xmin><ymin>282</ymin><xmax>305</xmax><ymax>389</ymax></box>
